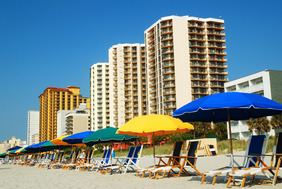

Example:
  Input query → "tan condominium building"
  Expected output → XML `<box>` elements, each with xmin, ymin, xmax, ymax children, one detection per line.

<box><xmin>90</xmin><ymin>63</ymin><xmax>110</xmax><ymax>130</ymax></box>
<box><xmin>39</xmin><ymin>86</ymin><xmax>90</xmax><ymax>142</ymax></box>
<box><xmin>66</xmin><ymin>108</ymin><xmax>90</xmax><ymax>135</ymax></box>
<box><xmin>145</xmin><ymin>15</ymin><xmax>228</xmax><ymax>115</ymax></box>
<box><xmin>109</xmin><ymin>44</ymin><xmax>147</xmax><ymax>128</ymax></box>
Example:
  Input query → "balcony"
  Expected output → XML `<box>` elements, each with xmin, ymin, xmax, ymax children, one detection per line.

<box><xmin>207</xmin><ymin>31</ymin><xmax>225</xmax><ymax>36</ymax></box>
<box><xmin>161</xmin><ymin>42</ymin><xmax>173</xmax><ymax>48</ymax></box>
<box><xmin>208</xmin><ymin>38</ymin><xmax>226</xmax><ymax>43</ymax></box>
<box><xmin>190</xmin><ymin>49</ymin><xmax>206</xmax><ymax>55</ymax></box>
<box><xmin>208</xmin><ymin>44</ymin><xmax>227</xmax><ymax>49</ymax></box>
<box><xmin>207</xmin><ymin>24</ymin><xmax>225</xmax><ymax>30</ymax></box>
<box><xmin>189</xmin><ymin>36</ymin><xmax>206</xmax><ymax>41</ymax></box>
<box><xmin>190</xmin><ymin>62</ymin><xmax>206</xmax><ymax>67</ymax></box>
<box><xmin>163</xmin><ymin>69</ymin><xmax>174</xmax><ymax>75</ymax></box>
<box><xmin>190</xmin><ymin>56</ymin><xmax>206</xmax><ymax>61</ymax></box>
<box><xmin>161</xmin><ymin>29</ymin><xmax>173</xmax><ymax>35</ymax></box>
<box><xmin>191</xmin><ymin>76</ymin><xmax>208</xmax><ymax>81</ymax></box>
<box><xmin>209</xmin><ymin>57</ymin><xmax>227</xmax><ymax>62</ymax></box>
<box><xmin>208</xmin><ymin>50</ymin><xmax>227</xmax><ymax>55</ymax></box>
<box><xmin>189</xmin><ymin>30</ymin><xmax>205</xmax><ymax>35</ymax></box>
<box><xmin>192</xmin><ymin>82</ymin><xmax>208</xmax><ymax>88</ymax></box>
<box><xmin>189</xmin><ymin>43</ymin><xmax>206</xmax><ymax>48</ymax></box>
<box><xmin>209</xmin><ymin>63</ymin><xmax>227</xmax><ymax>68</ymax></box>
<box><xmin>191</xmin><ymin>70</ymin><xmax>208</xmax><ymax>75</ymax></box>
<box><xmin>163</xmin><ymin>62</ymin><xmax>174</xmax><ymax>68</ymax></box>
<box><xmin>210</xmin><ymin>70</ymin><xmax>228</xmax><ymax>75</ymax></box>
<box><xmin>210</xmin><ymin>77</ymin><xmax>228</xmax><ymax>82</ymax></box>
<box><xmin>161</xmin><ymin>35</ymin><xmax>173</xmax><ymax>42</ymax></box>
<box><xmin>188</xmin><ymin>23</ymin><xmax>204</xmax><ymax>28</ymax></box>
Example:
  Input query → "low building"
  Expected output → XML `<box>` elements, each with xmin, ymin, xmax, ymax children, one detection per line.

<box><xmin>66</xmin><ymin>109</ymin><xmax>90</xmax><ymax>134</ymax></box>
<box><xmin>225</xmin><ymin>70</ymin><xmax>282</xmax><ymax>139</ymax></box>
<box><xmin>0</xmin><ymin>136</ymin><xmax>27</xmax><ymax>153</ymax></box>
<box><xmin>57</xmin><ymin>103</ymin><xmax>90</xmax><ymax>136</ymax></box>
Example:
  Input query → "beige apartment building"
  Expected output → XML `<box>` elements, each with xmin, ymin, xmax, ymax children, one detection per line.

<box><xmin>109</xmin><ymin>44</ymin><xmax>147</xmax><ymax>128</ymax></box>
<box><xmin>145</xmin><ymin>15</ymin><xmax>228</xmax><ymax>115</ymax></box>
<box><xmin>90</xmin><ymin>63</ymin><xmax>110</xmax><ymax>130</ymax></box>
<box><xmin>65</xmin><ymin>109</ymin><xmax>90</xmax><ymax>134</ymax></box>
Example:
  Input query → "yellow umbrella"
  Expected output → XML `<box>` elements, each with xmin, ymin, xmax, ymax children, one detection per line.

<box><xmin>117</xmin><ymin>115</ymin><xmax>194</xmax><ymax>164</ymax></box>
<box><xmin>117</xmin><ymin>115</ymin><xmax>194</xmax><ymax>136</ymax></box>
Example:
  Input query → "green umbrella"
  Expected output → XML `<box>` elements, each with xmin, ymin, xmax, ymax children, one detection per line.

<box><xmin>83</xmin><ymin>127</ymin><xmax>138</xmax><ymax>146</ymax></box>
<box><xmin>40</xmin><ymin>141</ymin><xmax>71</xmax><ymax>150</ymax></box>
<box><xmin>0</xmin><ymin>152</ymin><xmax>7</xmax><ymax>158</ymax></box>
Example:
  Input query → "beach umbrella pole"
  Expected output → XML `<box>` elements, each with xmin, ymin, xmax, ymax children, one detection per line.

<box><xmin>153</xmin><ymin>132</ymin><xmax>155</xmax><ymax>166</ymax></box>
<box><xmin>227</xmin><ymin>109</ymin><xmax>235</xmax><ymax>185</ymax></box>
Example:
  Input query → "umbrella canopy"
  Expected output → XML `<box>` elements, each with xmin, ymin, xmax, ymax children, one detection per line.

<box><xmin>40</xmin><ymin>141</ymin><xmax>70</xmax><ymax>150</ymax></box>
<box><xmin>7</xmin><ymin>146</ymin><xmax>22</xmax><ymax>152</ymax></box>
<box><xmin>24</xmin><ymin>141</ymin><xmax>50</xmax><ymax>153</ymax></box>
<box><xmin>173</xmin><ymin>92</ymin><xmax>282</xmax><ymax>123</ymax></box>
<box><xmin>51</xmin><ymin>135</ymin><xmax>86</xmax><ymax>147</ymax></box>
<box><xmin>63</xmin><ymin>131</ymin><xmax>94</xmax><ymax>144</ymax></box>
<box><xmin>172</xmin><ymin>92</ymin><xmax>282</xmax><ymax>180</ymax></box>
<box><xmin>83</xmin><ymin>127</ymin><xmax>138</xmax><ymax>146</ymax></box>
<box><xmin>15</xmin><ymin>147</ymin><xmax>27</xmax><ymax>154</ymax></box>
<box><xmin>117</xmin><ymin>114</ymin><xmax>194</xmax><ymax>136</ymax></box>
<box><xmin>117</xmin><ymin>115</ymin><xmax>194</xmax><ymax>164</ymax></box>
<box><xmin>7</xmin><ymin>149</ymin><xmax>19</xmax><ymax>155</ymax></box>
<box><xmin>0</xmin><ymin>152</ymin><xmax>7</xmax><ymax>158</ymax></box>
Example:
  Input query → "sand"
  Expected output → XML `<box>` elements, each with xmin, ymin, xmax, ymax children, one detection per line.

<box><xmin>0</xmin><ymin>152</ymin><xmax>281</xmax><ymax>189</ymax></box>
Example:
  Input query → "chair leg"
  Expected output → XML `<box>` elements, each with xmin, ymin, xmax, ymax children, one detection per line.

<box><xmin>241</xmin><ymin>177</ymin><xmax>246</xmax><ymax>188</ymax></box>
<box><xmin>136</xmin><ymin>172</ymin><xmax>139</xmax><ymax>177</ymax></box>
<box><xmin>226</xmin><ymin>176</ymin><xmax>232</xmax><ymax>188</ymax></box>
<box><xmin>273</xmin><ymin>158</ymin><xmax>281</xmax><ymax>185</ymax></box>
<box><xmin>200</xmin><ymin>175</ymin><xmax>206</xmax><ymax>184</ymax></box>
<box><xmin>212</xmin><ymin>175</ymin><xmax>217</xmax><ymax>185</ymax></box>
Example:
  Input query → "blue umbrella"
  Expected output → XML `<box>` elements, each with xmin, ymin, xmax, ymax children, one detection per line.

<box><xmin>173</xmin><ymin>92</ymin><xmax>282</xmax><ymax>123</ymax></box>
<box><xmin>25</xmin><ymin>141</ymin><xmax>50</xmax><ymax>153</ymax></box>
<box><xmin>62</xmin><ymin>131</ymin><xmax>94</xmax><ymax>144</ymax></box>
<box><xmin>7</xmin><ymin>146</ymin><xmax>22</xmax><ymax>152</ymax></box>
<box><xmin>173</xmin><ymin>92</ymin><xmax>282</xmax><ymax>178</ymax></box>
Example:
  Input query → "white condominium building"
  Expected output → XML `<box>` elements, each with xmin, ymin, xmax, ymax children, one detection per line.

<box><xmin>109</xmin><ymin>44</ymin><xmax>146</xmax><ymax>128</ymax></box>
<box><xmin>27</xmin><ymin>110</ymin><xmax>39</xmax><ymax>145</ymax></box>
<box><xmin>90</xmin><ymin>63</ymin><xmax>110</xmax><ymax>130</ymax></box>
<box><xmin>225</xmin><ymin>70</ymin><xmax>282</xmax><ymax>140</ymax></box>
<box><xmin>145</xmin><ymin>15</ymin><xmax>228</xmax><ymax>115</ymax></box>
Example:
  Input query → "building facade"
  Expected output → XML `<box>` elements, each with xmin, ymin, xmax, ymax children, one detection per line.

<box><xmin>39</xmin><ymin>86</ymin><xmax>90</xmax><ymax>142</ymax></box>
<box><xmin>66</xmin><ymin>109</ymin><xmax>90</xmax><ymax>134</ymax></box>
<box><xmin>109</xmin><ymin>44</ymin><xmax>147</xmax><ymax>128</ymax></box>
<box><xmin>90</xmin><ymin>63</ymin><xmax>110</xmax><ymax>130</ymax></box>
<box><xmin>225</xmin><ymin>70</ymin><xmax>282</xmax><ymax>139</ymax></box>
<box><xmin>145</xmin><ymin>15</ymin><xmax>228</xmax><ymax>116</ymax></box>
<box><xmin>0</xmin><ymin>136</ymin><xmax>27</xmax><ymax>153</ymax></box>
<box><xmin>27</xmin><ymin>110</ymin><xmax>39</xmax><ymax>145</ymax></box>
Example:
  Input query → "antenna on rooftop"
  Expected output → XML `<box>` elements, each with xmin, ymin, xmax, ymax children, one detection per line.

<box><xmin>220</xmin><ymin>16</ymin><xmax>222</xmax><ymax>19</ymax></box>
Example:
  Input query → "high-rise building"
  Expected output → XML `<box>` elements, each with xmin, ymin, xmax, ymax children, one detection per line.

<box><xmin>39</xmin><ymin>86</ymin><xmax>90</xmax><ymax>142</ymax></box>
<box><xmin>90</xmin><ymin>63</ymin><xmax>110</xmax><ymax>130</ymax></box>
<box><xmin>225</xmin><ymin>70</ymin><xmax>282</xmax><ymax>139</ymax></box>
<box><xmin>27</xmin><ymin>110</ymin><xmax>39</xmax><ymax>145</ymax></box>
<box><xmin>145</xmin><ymin>15</ymin><xmax>228</xmax><ymax>115</ymax></box>
<box><xmin>109</xmin><ymin>44</ymin><xmax>147</xmax><ymax>128</ymax></box>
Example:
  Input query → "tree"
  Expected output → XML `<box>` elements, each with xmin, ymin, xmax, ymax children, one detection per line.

<box><xmin>193</xmin><ymin>122</ymin><xmax>211</xmax><ymax>138</ymax></box>
<box><xmin>214</xmin><ymin>122</ymin><xmax>227</xmax><ymax>140</ymax></box>
<box><xmin>270</xmin><ymin>114</ymin><xmax>282</xmax><ymax>129</ymax></box>
<box><xmin>246</xmin><ymin>117</ymin><xmax>270</xmax><ymax>135</ymax></box>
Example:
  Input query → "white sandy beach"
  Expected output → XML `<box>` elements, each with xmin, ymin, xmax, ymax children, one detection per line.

<box><xmin>1</xmin><ymin>152</ymin><xmax>281</xmax><ymax>189</ymax></box>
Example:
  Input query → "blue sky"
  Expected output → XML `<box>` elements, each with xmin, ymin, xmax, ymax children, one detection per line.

<box><xmin>0</xmin><ymin>0</ymin><xmax>281</xmax><ymax>142</ymax></box>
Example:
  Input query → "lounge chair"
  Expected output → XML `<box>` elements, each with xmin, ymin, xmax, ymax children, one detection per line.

<box><xmin>149</xmin><ymin>141</ymin><xmax>201</xmax><ymax>179</ymax></box>
<box><xmin>136</xmin><ymin>141</ymin><xmax>185</xmax><ymax>178</ymax></box>
<box><xmin>201</xmin><ymin>134</ymin><xmax>268</xmax><ymax>185</ymax></box>
<box><xmin>87</xmin><ymin>148</ymin><xmax>114</xmax><ymax>171</ymax></box>
<box><xmin>226</xmin><ymin>133</ymin><xmax>281</xmax><ymax>187</ymax></box>
<box><xmin>101</xmin><ymin>145</ymin><xmax>143</xmax><ymax>174</ymax></box>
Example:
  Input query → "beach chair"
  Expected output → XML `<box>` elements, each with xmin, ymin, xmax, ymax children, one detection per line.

<box><xmin>136</xmin><ymin>141</ymin><xmax>185</xmax><ymax>178</ymax></box>
<box><xmin>225</xmin><ymin>133</ymin><xmax>281</xmax><ymax>187</ymax></box>
<box><xmin>201</xmin><ymin>134</ymin><xmax>268</xmax><ymax>185</ymax></box>
<box><xmin>101</xmin><ymin>145</ymin><xmax>143</xmax><ymax>174</ymax></box>
<box><xmin>76</xmin><ymin>149</ymin><xmax>94</xmax><ymax>171</ymax></box>
<box><xmin>149</xmin><ymin>141</ymin><xmax>201</xmax><ymax>179</ymax></box>
<box><xmin>271</xmin><ymin>132</ymin><xmax>282</xmax><ymax>185</ymax></box>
